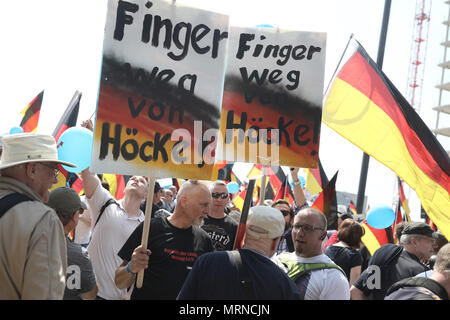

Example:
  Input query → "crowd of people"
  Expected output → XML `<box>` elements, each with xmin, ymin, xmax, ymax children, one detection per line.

<box><xmin>0</xmin><ymin>131</ymin><xmax>449</xmax><ymax>300</ymax></box>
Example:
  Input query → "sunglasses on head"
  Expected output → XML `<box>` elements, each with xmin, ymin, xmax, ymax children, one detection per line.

<box><xmin>212</xmin><ymin>192</ymin><xmax>228</xmax><ymax>199</ymax></box>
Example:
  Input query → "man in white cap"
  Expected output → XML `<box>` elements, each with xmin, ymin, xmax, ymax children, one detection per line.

<box><xmin>177</xmin><ymin>205</ymin><xmax>301</xmax><ymax>299</ymax></box>
<box><xmin>0</xmin><ymin>133</ymin><xmax>77</xmax><ymax>299</ymax></box>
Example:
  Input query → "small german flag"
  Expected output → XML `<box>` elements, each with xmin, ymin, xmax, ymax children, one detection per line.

<box><xmin>304</xmin><ymin>158</ymin><xmax>328</xmax><ymax>195</ymax></box>
<box><xmin>311</xmin><ymin>171</ymin><xmax>338</xmax><ymax>230</ymax></box>
<box><xmin>274</xmin><ymin>176</ymin><xmax>294</xmax><ymax>204</ymax></box>
<box><xmin>20</xmin><ymin>90</ymin><xmax>44</xmax><ymax>132</ymax></box>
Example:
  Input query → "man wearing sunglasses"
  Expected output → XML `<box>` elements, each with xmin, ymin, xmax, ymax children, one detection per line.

<box><xmin>277</xmin><ymin>207</ymin><xmax>350</xmax><ymax>300</ymax></box>
<box><xmin>201</xmin><ymin>181</ymin><xmax>238</xmax><ymax>251</ymax></box>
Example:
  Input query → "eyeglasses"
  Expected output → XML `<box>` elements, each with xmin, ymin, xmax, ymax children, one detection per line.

<box><xmin>280</xmin><ymin>210</ymin><xmax>292</xmax><ymax>217</ymax></box>
<box><xmin>293</xmin><ymin>224</ymin><xmax>324</xmax><ymax>233</ymax></box>
<box><xmin>211</xmin><ymin>192</ymin><xmax>228</xmax><ymax>199</ymax></box>
<box><xmin>39</xmin><ymin>163</ymin><xmax>60</xmax><ymax>178</ymax></box>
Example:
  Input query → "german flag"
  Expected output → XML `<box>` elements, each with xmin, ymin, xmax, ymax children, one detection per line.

<box><xmin>348</xmin><ymin>200</ymin><xmax>358</xmax><ymax>215</ymax></box>
<box><xmin>311</xmin><ymin>171</ymin><xmax>338</xmax><ymax>230</ymax></box>
<box><xmin>20</xmin><ymin>90</ymin><xmax>44</xmax><ymax>132</ymax></box>
<box><xmin>397</xmin><ymin>177</ymin><xmax>411</xmax><ymax>222</ymax></box>
<box><xmin>304</xmin><ymin>158</ymin><xmax>328</xmax><ymax>195</ymax></box>
<box><xmin>323</xmin><ymin>39</ymin><xmax>450</xmax><ymax>240</ymax></box>
<box><xmin>53</xmin><ymin>91</ymin><xmax>81</xmax><ymax>141</ymax></box>
<box><xmin>274</xmin><ymin>176</ymin><xmax>294</xmax><ymax>204</ymax></box>
<box><xmin>103</xmin><ymin>174</ymin><xmax>126</xmax><ymax>200</ymax></box>
<box><xmin>211</xmin><ymin>161</ymin><xmax>242</xmax><ymax>185</ymax></box>
<box><xmin>361</xmin><ymin>222</ymin><xmax>392</xmax><ymax>255</ymax></box>
<box><xmin>49</xmin><ymin>92</ymin><xmax>83</xmax><ymax>195</ymax></box>
<box><xmin>392</xmin><ymin>201</ymin><xmax>404</xmax><ymax>243</ymax></box>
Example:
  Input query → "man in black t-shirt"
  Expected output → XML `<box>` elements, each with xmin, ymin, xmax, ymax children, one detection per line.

<box><xmin>201</xmin><ymin>181</ymin><xmax>238</xmax><ymax>251</ymax></box>
<box><xmin>114</xmin><ymin>180</ymin><xmax>214</xmax><ymax>300</ymax></box>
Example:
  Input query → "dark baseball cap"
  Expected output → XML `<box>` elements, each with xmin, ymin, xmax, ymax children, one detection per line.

<box><xmin>48</xmin><ymin>187</ymin><xmax>87</xmax><ymax>218</ymax></box>
<box><xmin>402</xmin><ymin>222</ymin><xmax>439</xmax><ymax>239</ymax></box>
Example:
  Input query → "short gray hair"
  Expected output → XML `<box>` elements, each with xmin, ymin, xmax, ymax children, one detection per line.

<box><xmin>434</xmin><ymin>243</ymin><xmax>450</xmax><ymax>273</ymax></box>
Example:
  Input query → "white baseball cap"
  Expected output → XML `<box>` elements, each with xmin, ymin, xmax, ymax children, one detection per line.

<box><xmin>246</xmin><ymin>206</ymin><xmax>285</xmax><ymax>240</ymax></box>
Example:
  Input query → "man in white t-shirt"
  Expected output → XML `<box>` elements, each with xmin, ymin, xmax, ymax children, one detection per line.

<box><xmin>81</xmin><ymin>168</ymin><xmax>148</xmax><ymax>300</ymax></box>
<box><xmin>277</xmin><ymin>207</ymin><xmax>350</xmax><ymax>300</ymax></box>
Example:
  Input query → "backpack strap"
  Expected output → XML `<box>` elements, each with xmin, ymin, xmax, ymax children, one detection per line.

<box><xmin>0</xmin><ymin>193</ymin><xmax>34</xmax><ymax>219</ymax></box>
<box><xmin>228</xmin><ymin>250</ymin><xmax>255</xmax><ymax>299</ymax></box>
<box><xmin>93</xmin><ymin>198</ymin><xmax>119</xmax><ymax>230</ymax></box>
<box><xmin>278</xmin><ymin>253</ymin><xmax>346</xmax><ymax>282</ymax></box>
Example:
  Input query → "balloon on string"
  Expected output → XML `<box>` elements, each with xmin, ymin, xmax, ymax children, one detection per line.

<box><xmin>227</xmin><ymin>181</ymin><xmax>240</xmax><ymax>194</ymax></box>
<box><xmin>57</xmin><ymin>127</ymin><xmax>93</xmax><ymax>173</ymax></box>
<box><xmin>9</xmin><ymin>126</ymin><xmax>24</xmax><ymax>134</ymax></box>
<box><xmin>366</xmin><ymin>205</ymin><xmax>395</xmax><ymax>229</ymax></box>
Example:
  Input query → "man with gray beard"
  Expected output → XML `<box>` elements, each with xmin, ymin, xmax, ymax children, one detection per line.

<box><xmin>115</xmin><ymin>180</ymin><xmax>214</xmax><ymax>299</ymax></box>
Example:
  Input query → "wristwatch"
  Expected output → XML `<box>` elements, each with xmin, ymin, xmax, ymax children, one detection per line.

<box><xmin>293</xmin><ymin>180</ymin><xmax>301</xmax><ymax>186</ymax></box>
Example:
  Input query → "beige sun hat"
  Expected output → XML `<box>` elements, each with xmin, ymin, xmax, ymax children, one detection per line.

<box><xmin>0</xmin><ymin>133</ymin><xmax>76</xmax><ymax>170</ymax></box>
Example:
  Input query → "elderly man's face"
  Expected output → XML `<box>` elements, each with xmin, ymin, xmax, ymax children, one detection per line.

<box><xmin>183</xmin><ymin>184</ymin><xmax>211</xmax><ymax>227</ymax></box>
<box><xmin>32</xmin><ymin>162</ymin><xmax>59</xmax><ymax>202</ymax></box>
<box><xmin>413</xmin><ymin>235</ymin><xmax>435</xmax><ymax>261</ymax></box>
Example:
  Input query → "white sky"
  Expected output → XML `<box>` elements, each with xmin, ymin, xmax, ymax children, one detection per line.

<box><xmin>1</xmin><ymin>0</ymin><xmax>449</xmax><ymax>220</ymax></box>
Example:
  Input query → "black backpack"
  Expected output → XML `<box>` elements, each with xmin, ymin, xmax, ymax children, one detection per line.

<box><xmin>386</xmin><ymin>277</ymin><xmax>449</xmax><ymax>300</ymax></box>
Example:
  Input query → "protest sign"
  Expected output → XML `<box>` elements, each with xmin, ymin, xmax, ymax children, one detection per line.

<box><xmin>91</xmin><ymin>0</ymin><xmax>229</xmax><ymax>179</ymax></box>
<box><xmin>215</xmin><ymin>26</ymin><xmax>326</xmax><ymax>168</ymax></box>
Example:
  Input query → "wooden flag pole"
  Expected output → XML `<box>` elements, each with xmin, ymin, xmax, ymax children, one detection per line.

<box><xmin>259</xmin><ymin>165</ymin><xmax>267</xmax><ymax>205</ymax></box>
<box><xmin>136</xmin><ymin>176</ymin><xmax>156</xmax><ymax>289</ymax></box>
<box><xmin>233</xmin><ymin>179</ymin><xmax>256</xmax><ymax>250</ymax></box>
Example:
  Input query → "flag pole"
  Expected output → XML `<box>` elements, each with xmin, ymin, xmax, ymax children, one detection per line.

<box><xmin>356</xmin><ymin>0</ymin><xmax>392</xmax><ymax>214</ymax></box>
<box><xmin>259</xmin><ymin>165</ymin><xmax>267</xmax><ymax>204</ymax></box>
<box><xmin>136</xmin><ymin>176</ymin><xmax>156</xmax><ymax>289</ymax></box>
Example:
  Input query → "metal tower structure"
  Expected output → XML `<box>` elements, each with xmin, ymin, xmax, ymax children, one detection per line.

<box><xmin>395</xmin><ymin>0</ymin><xmax>432</xmax><ymax>213</ymax></box>
<box><xmin>434</xmin><ymin>0</ymin><xmax>450</xmax><ymax>149</ymax></box>
<box><xmin>406</xmin><ymin>0</ymin><xmax>432</xmax><ymax>113</ymax></box>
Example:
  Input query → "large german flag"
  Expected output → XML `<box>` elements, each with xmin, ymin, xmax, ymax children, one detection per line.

<box><xmin>20</xmin><ymin>90</ymin><xmax>44</xmax><ymax>132</ymax></box>
<box><xmin>323</xmin><ymin>39</ymin><xmax>450</xmax><ymax>239</ymax></box>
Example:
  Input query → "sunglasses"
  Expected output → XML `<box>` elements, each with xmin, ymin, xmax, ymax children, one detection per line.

<box><xmin>280</xmin><ymin>210</ymin><xmax>292</xmax><ymax>217</ymax></box>
<box><xmin>212</xmin><ymin>192</ymin><xmax>228</xmax><ymax>199</ymax></box>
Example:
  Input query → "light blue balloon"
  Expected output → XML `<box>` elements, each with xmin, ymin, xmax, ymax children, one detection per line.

<box><xmin>57</xmin><ymin>127</ymin><xmax>93</xmax><ymax>173</ymax></box>
<box><xmin>366</xmin><ymin>205</ymin><xmax>395</xmax><ymax>229</ymax></box>
<box><xmin>256</xmin><ymin>24</ymin><xmax>274</xmax><ymax>28</ymax></box>
<box><xmin>9</xmin><ymin>126</ymin><xmax>24</xmax><ymax>134</ymax></box>
<box><xmin>227</xmin><ymin>181</ymin><xmax>240</xmax><ymax>194</ymax></box>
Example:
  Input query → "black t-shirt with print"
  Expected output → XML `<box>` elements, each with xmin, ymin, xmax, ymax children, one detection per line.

<box><xmin>201</xmin><ymin>215</ymin><xmax>238</xmax><ymax>251</ymax></box>
<box><xmin>118</xmin><ymin>216</ymin><xmax>214</xmax><ymax>300</ymax></box>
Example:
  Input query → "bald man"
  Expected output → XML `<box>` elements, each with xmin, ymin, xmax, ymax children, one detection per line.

<box><xmin>115</xmin><ymin>180</ymin><xmax>214</xmax><ymax>300</ymax></box>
